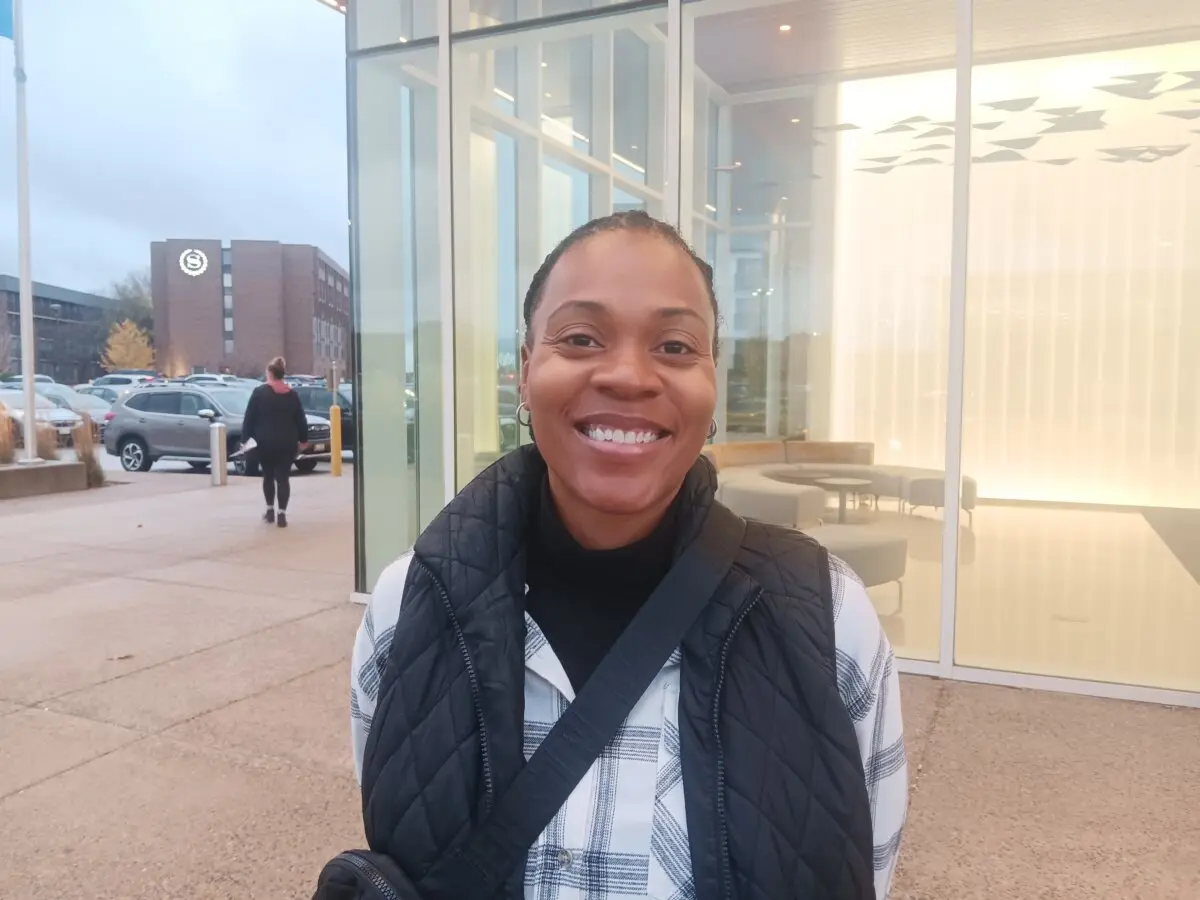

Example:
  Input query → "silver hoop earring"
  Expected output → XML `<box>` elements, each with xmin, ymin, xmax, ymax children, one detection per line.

<box><xmin>516</xmin><ymin>402</ymin><xmax>532</xmax><ymax>427</ymax></box>
<box><xmin>707</xmin><ymin>418</ymin><xmax>718</xmax><ymax>440</ymax></box>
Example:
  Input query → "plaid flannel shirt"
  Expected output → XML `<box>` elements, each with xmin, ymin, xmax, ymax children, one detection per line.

<box><xmin>352</xmin><ymin>552</ymin><xmax>906</xmax><ymax>899</ymax></box>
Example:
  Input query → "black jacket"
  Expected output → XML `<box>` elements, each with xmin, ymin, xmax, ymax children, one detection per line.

<box><xmin>362</xmin><ymin>446</ymin><xmax>875</xmax><ymax>899</ymax></box>
<box><xmin>241</xmin><ymin>383</ymin><xmax>308</xmax><ymax>454</ymax></box>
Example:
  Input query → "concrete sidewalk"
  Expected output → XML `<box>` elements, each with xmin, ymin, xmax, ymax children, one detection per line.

<box><xmin>1</xmin><ymin>473</ymin><xmax>1198</xmax><ymax>899</ymax></box>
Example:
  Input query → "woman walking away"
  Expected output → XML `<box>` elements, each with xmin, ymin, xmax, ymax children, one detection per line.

<box><xmin>320</xmin><ymin>211</ymin><xmax>906</xmax><ymax>900</ymax></box>
<box><xmin>241</xmin><ymin>356</ymin><xmax>308</xmax><ymax>528</ymax></box>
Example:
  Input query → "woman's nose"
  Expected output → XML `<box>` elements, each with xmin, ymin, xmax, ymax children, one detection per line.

<box><xmin>591</xmin><ymin>347</ymin><xmax>662</xmax><ymax>397</ymax></box>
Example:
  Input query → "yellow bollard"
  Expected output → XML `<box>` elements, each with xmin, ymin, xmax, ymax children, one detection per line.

<box><xmin>329</xmin><ymin>404</ymin><xmax>343</xmax><ymax>477</ymax></box>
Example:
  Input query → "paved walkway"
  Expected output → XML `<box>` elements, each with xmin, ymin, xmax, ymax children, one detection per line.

<box><xmin>1</xmin><ymin>471</ymin><xmax>1197</xmax><ymax>899</ymax></box>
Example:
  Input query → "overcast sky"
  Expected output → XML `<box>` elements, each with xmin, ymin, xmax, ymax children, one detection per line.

<box><xmin>0</xmin><ymin>0</ymin><xmax>347</xmax><ymax>295</ymax></box>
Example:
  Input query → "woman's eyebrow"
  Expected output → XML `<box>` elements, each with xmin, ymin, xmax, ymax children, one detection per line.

<box><xmin>546</xmin><ymin>299</ymin><xmax>607</xmax><ymax>320</ymax></box>
<box><xmin>655</xmin><ymin>306</ymin><xmax>707</xmax><ymax>324</ymax></box>
<box><xmin>546</xmin><ymin>300</ymin><xmax>705</xmax><ymax>324</ymax></box>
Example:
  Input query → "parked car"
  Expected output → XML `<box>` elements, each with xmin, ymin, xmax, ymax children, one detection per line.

<box><xmin>0</xmin><ymin>389</ymin><xmax>83</xmax><ymax>445</ymax></box>
<box><xmin>77</xmin><ymin>385</ymin><xmax>126</xmax><ymax>404</ymax></box>
<box><xmin>36</xmin><ymin>384</ymin><xmax>111</xmax><ymax>441</ymax></box>
<box><xmin>184</xmin><ymin>373</ymin><xmax>242</xmax><ymax>385</ymax></box>
<box><xmin>293</xmin><ymin>383</ymin><xmax>356</xmax><ymax>452</ymax></box>
<box><xmin>395</xmin><ymin>382</ymin><xmax>518</xmax><ymax>463</ymax></box>
<box><xmin>91</xmin><ymin>373</ymin><xmax>155</xmax><ymax>388</ymax></box>
<box><xmin>0</xmin><ymin>373</ymin><xmax>54</xmax><ymax>385</ymax></box>
<box><xmin>103</xmin><ymin>384</ymin><xmax>332</xmax><ymax>474</ymax></box>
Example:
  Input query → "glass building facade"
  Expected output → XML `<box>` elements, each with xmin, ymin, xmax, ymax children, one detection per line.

<box><xmin>346</xmin><ymin>0</ymin><xmax>1200</xmax><ymax>705</ymax></box>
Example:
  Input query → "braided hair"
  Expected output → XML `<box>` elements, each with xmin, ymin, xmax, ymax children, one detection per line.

<box><xmin>521</xmin><ymin>210</ymin><xmax>720</xmax><ymax>359</ymax></box>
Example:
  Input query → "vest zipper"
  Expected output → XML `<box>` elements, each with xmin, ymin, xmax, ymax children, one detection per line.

<box><xmin>712</xmin><ymin>587</ymin><xmax>763</xmax><ymax>900</ymax></box>
<box><xmin>337</xmin><ymin>851</ymin><xmax>401</xmax><ymax>900</ymax></box>
<box><xmin>424</xmin><ymin>564</ymin><xmax>496</xmax><ymax>809</ymax></box>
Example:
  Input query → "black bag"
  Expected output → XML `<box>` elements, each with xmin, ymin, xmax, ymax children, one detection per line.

<box><xmin>313</xmin><ymin>502</ymin><xmax>747</xmax><ymax>900</ymax></box>
<box><xmin>315</xmin><ymin>850</ymin><xmax>420</xmax><ymax>900</ymax></box>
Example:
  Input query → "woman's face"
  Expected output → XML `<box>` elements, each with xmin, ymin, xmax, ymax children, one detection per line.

<box><xmin>522</xmin><ymin>230</ymin><xmax>717</xmax><ymax>537</ymax></box>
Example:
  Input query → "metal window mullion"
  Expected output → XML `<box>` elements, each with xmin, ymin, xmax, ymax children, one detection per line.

<box><xmin>938</xmin><ymin>0</ymin><xmax>974</xmax><ymax>672</ymax></box>
<box><xmin>676</xmin><ymin>3</ymin><xmax>695</xmax><ymax>239</ymax></box>
<box><xmin>714</xmin><ymin>101</ymin><xmax>733</xmax><ymax>443</ymax></box>
<box><xmin>345</xmin><ymin>43</ymin><xmax>367</xmax><ymax>591</ymax></box>
<box><xmin>515</xmin><ymin>5</ymin><xmax>544</xmax><ymax>445</ymax></box>
<box><xmin>664</xmin><ymin>0</ymin><xmax>682</xmax><ymax>226</ymax></box>
<box><xmin>438</xmin><ymin>0</ymin><xmax>458</xmax><ymax>505</ymax></box>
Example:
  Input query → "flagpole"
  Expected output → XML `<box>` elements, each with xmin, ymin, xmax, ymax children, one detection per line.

<box><xmin>11</xmin><ymin>0</ymin><xmax>39</xmax><ymax>464</ymax></box>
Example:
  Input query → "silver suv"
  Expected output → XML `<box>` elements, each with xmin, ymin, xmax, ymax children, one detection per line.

<box><xmin>104</xmin><ymin>384</ymin><xmax>332</xmax><ymax>474</ymax></box>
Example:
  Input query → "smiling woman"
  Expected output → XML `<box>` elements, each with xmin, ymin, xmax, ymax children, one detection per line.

<box><xmin>520</xmin><ymin>211</ymin><xmax>719</xmax><ymax>548</ymax></box>
<box><xmin>334</xmin><ymin>211</ymin><xmax>906</xmax><ymax>900</ymax></box>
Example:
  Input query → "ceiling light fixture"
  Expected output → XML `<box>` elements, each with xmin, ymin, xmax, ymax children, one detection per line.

<box><xmin>544</xmin><ymin>92</ymin><xmax>552</xmax><ymax>98</ymax></box>
<box><xmin>541</xmin><ymin>61</ymin><xmax>548</xmax><ymax>68</ymax></box>
<box><xmin>778</xmin><ymin>24</ymin><xmax>792</xmax><ymax>32</ymax></box>
<box><xmin>791</xmin><ymin>117</ymin><xmax>800</xmax><ymax>123</ymax></box>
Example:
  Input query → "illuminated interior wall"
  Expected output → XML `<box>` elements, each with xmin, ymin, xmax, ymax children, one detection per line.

<box><xmin>831</xmin><ymin>42</ymin><xmax>1200</xmax><ymax>507</ymax></box>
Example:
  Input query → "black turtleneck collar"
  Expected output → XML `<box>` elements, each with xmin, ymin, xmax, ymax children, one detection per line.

<box><xmin>529</xmin><ymin>477</ymin><xmax>679</xmax><ymax>591</ymax></box>
<box><xmin>524</xmin><ymin>476</ymin><xmax>681</xmax><ymax>692</ymax></box>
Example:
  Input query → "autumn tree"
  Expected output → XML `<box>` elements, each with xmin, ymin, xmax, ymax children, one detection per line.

<box><xmin>102</xmin><ymin>320</ymin><xmax>155</xmax><ymax>372</ymax></box>
<box><xmin>106</xmin><ymin>268</ymin><xmax>154</xmax><ymax>335</ymax></box>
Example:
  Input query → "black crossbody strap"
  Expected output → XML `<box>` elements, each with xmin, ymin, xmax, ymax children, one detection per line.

<box><xmin>420</xmin><ymin>501</ymin><xmax>747</xmax><ymax>900</ymax></box>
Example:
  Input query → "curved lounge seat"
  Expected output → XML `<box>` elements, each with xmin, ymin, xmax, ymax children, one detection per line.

<box><xmin>718</xmin><ymin>472</ymin><xmax>826</xmax><ymax>529</ymax></box>
<box><xmin>767</xmin><ymin>463</ymin><xmax>977</xmax><ymax>521</ymax></box>
<box><xmin>704</xmin><ymin>440</ymin><xmax>977</xmax><ymax>526</ymax></box>
<box><xmin>804</xmin><ymin>524</ymin><xmax>907</xmax><ymax>613</ymax></box>
<box><xmin>906</xmin><ymin>474</ymin><xmax>978</xmax><ymax>525</ymax></box>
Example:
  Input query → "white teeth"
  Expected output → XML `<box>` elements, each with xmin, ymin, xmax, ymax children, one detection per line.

<box><xmin>586</xmin><ymin>426</ymin><xmax>661</xmax><ymax>445</ymax></box>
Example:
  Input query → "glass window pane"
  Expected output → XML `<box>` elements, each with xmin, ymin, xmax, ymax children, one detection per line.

<box><xmin>957</xmin><ymin>20</ymin><xmax>1200</xmax><ymax>691</ymax></box>
<box><xmin>613</xmin><ymin>30</ymin><xmax>651</xmax><ymax>183</ymax></box>
<box><xmin>354</xmin><ymin>0</ymin><xmax>437</xmax><ymax>51</ymax></box>
<box><xmin>690</xmin><ymin>0</ymin><xmax>956</xmax><ymax>663</ymax></box>
<box><xmin>451</xmin><ymin>6</ymin><xmax>668</xmax><ymax>486</ymax></box>
<box><xmin>455</xmin><ymin>0</ymin><xmax>654</xmax><ymax>32</ymax></box>
<box><xmin>455</xmin><ymin>12</ymin><xmax>666</xmax><ymax>181</ymax></box>
<box><xmin>180</xmin><ymin>393</ymin><xmax>203</xmax><ymax>416</ymax></box>
<box><xmin>143</xmin><ymin>392</ymin><xmax>180</xmax><ymax>415</ymax></box>
<box><xmin>353</xmin><ymin>46</ymin><xmax>443</xmax><ymax>591</ymax></box>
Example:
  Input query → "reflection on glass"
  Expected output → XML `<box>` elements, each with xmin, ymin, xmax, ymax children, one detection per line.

<box><xmin>354</xmin><ymin>0</ymin><xmax>436</xmax><ymax>50</ymax></box>
<box><xmin>456</xmin><ymin>0</ymin><xmax>650</xmax><ymax>32</ymax></box>
<box><xmin>956</xmin><ymin>36</ymin><xmax>1200</xmax><ymax>691</ymax></box>
<box><xmin>688</xmin><ymin>0</ymin><xmax>955</xmax><ymax>662</ymax></box>
<box><xmin>451</xmin><ymin>8</ymin><xmax>668</xmax><ymax>486</ymax></box>
<box><xmin>353</xmin><ymin>47</ymin><xmax>442</xmax><ymax>590</ymax></box>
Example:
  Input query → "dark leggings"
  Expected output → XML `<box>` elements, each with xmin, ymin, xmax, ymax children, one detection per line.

<box><xmin>259</xmin><ymin>450</ymin><xmax>294</xmax><ymax>510</ymax></box>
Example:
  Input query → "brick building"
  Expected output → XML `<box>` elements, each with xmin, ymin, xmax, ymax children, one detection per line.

<box><xmin>150</xmin><ymin>239</ymin><xmax>350</xmax><ymax>378</ymax></box>
<box><xmin>0</xmin><ymin>275</ymin><xmax>116</xmax><ymax>383</ymax></box>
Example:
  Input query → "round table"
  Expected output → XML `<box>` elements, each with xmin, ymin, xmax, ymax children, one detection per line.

<box><xmin>769</xmin><ymin>469</ymin><xmax>831</xmax><ymax>487</ymax></box>
<box><xmin>816</xmin><ymin>477</ymin><xmax>873</xmax><ymax>524</ymax></box>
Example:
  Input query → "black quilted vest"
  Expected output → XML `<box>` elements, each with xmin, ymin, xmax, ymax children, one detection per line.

<box><xmin>361</xmin><ymin>446</ymin><xmax>875</xmax><ymax>900</ymax></box>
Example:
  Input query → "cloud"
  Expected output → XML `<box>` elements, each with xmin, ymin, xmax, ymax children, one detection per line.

<box><xmin>0</xmin><ymin>0</ymin><xmax>348</xmax><ymax>292</ymax></box>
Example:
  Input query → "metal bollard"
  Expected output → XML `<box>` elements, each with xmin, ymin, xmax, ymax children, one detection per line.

<box><xmin>329</xmin><ymin>404</ymin><xmax>343</xmax><ymax>477</ymax></box>
<box><xmin>209</xmin><ymin>421</ymin><xmax>228</xmax><ymax>486</ymax></box>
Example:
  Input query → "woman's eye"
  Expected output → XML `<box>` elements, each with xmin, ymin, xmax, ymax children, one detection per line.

<box><xmin>660</xmin><ymin>341</ymin><xmax>693</xmax><ymax>355</ymax></box>
<box><xmin>564</xmin><ymin>334</ymin><xmax>599</xmax><ymax>348</ymax></box>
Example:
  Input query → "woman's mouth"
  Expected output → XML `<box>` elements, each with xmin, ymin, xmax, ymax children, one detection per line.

<box><xmin>581</xmin><ymin>425</ymin><xmax>665</xmax><ymax>445</ymax></box>
<box><xmin>574</xmin><ymin>418</ymin><xmax>671</xmax><ymax>455</ymax></box>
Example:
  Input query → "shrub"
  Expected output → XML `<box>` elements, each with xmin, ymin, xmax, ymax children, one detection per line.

<box><xmin>0</xmin><ymin>414</ymin><xmax>13</xmax><ymax>465</ymax></box>
<box><xmin>35</xmin><ymin>423</ymin><xmax>60</xmax><ymax>461</ymax></box>
<box><xmin>73</xmin><ymin>414</ymin><xmax>105</xmax><ymax>488</ymax></box>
